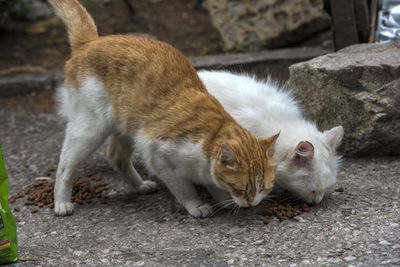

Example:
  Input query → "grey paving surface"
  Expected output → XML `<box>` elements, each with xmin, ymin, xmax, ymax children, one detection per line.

<box><xmin>0</xmin><ymin>91</ymin><xmax>399</xmax><ymax>266</ymax></box>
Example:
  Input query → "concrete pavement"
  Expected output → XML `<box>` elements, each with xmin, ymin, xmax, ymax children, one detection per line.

<box><xmin>0</xmin><ymin>91</ymin><xmax>399</xmax><ymax>266</ymax></box>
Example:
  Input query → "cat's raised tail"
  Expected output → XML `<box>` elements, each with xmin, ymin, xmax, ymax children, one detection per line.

<box><xmin>49</xmin><ymin>0</ymin><xmax>98</xmax><ymax>51</ymax></box>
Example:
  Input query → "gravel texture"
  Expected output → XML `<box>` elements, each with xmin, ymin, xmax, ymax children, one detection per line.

<box><xmin>0</xmin><ymin>91</ymin><xmax>399</xmax><ymax>266</ymax></box>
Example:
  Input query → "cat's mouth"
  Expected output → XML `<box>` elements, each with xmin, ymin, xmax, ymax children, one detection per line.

<box><xmin>232</xmin><ymin>196</ymin><xmax>261</xmax><ymax>208</ymax></box>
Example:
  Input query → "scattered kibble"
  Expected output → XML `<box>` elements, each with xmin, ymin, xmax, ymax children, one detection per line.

<box><xmin>9</xmin><ymin>176</ymin><xmax>109</xmax><ymax>213</ymax></box>
<box><xmin>257</xmin><ymin>192</ymin><xmax>311</xmax><ymax>221</ymax></box>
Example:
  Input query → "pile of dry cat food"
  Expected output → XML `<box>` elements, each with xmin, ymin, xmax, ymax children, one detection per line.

<box><xmin>8</xmin><ymin>175</ymin><xmax>109</xmax><ymax>213</ymax></box>
<box><xmin>256</xmin><ymin>192</ymin><xmax>310</xmax><ymax>224</ymax></box>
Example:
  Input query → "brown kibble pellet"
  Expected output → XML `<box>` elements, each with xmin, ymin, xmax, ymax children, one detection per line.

<box><xmin>13</xmin><ymin>206</ymin><xmax>20</xmax><ymax>212</ymax></box>
<box><xmin>31</xmin><ymin>208</ymin><xmax>38</xmax><ymax>214</ymax></box>
<box><xmin>335</xmin><ymin>186</ymin><xmax>344</xmax><ymax>192</ymax></box>
<box><xmin>49</xmin><ymin>203</ymin><xmax>54</xmax><ymax>209</ymax></box>
<box><xmin>16</xmin><ymin>191</ymin><xmax>24</xmax><ymax>198</ymax></box>
<box><xmin>9</xmin><ymin>197</ymin><xmax>15</xmax><ymax>203</ymax></box>
<box><xmin>262</xmin><ymin>218</ymin><xmax>270</xmax><ymax>224</ymax></box>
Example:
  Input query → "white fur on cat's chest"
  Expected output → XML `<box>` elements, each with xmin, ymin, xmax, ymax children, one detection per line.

<box><xmin>134</xmin><ymin>133</ymin><xmax>212</xmax><ymax>185</ymax></box>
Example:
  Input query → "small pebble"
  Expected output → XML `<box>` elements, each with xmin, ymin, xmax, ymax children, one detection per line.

<box><xmin>344</xmin><ymin>256</ymin><xmax>356</xmax><ymax>262</ymax></box>
<box><xmin>379</xmin><ymin>240</ymin><xmax>391</xmax><ymax>246</ymax></box>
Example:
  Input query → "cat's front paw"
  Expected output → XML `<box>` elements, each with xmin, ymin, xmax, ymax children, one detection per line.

<box><xmin>54</xmin><ymin>201</ymin><xmax>74</xmax><ymax>216</ymax></box>
<box><xmin>136</xmin><ymin>180</ymin><xmax>158</xmax><ymax>194</ymax></box>
<box><xmin>188</xmin><ymin>203</ymin><xmax>213</xmax><ymax>218</ymax></box>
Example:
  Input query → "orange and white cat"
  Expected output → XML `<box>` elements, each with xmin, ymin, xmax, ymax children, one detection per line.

<box><xmin>49</xmin><ymin>0</ymin><xmax>279</xmax><ymax>217</ymax></box>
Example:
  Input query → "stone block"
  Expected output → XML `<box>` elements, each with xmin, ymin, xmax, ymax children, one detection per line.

<box><xmin>204</xmin><ymin>0</ymin><xmax>329</xmax><ymax>51</ymax></box>
<box><xmin>289</xmin><ymin>42</ymin><xmax>400</xmax><ymax>156</ymax></box>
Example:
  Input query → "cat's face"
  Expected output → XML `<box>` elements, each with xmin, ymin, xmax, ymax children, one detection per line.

<box><xmin>212</xmin><ymin>133</ymin><xmax>279</xmax><ymax>207</ymax></box>
<box><xmin>276</xmin><ymin>126</ymin><xmax>344</xmax><ymax>204</ymax></box>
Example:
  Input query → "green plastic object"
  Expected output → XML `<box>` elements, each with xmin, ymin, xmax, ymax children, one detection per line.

<box><xmin>0</xmin><ymin>144</ymin><xmax>18</xmax><ymax>264</ymax></box>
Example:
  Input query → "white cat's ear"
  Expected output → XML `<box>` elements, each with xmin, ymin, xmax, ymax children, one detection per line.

<box><xmin>323</xmin><ymin>126</ymin><xmax>344</xmax><ymax>150</ymax></box>
<box><xmin>218</xmin><ymin>141</ymin><xmax>238</xmax><ymax>168</ymax></box>
<box><xmin>294</xmin><ymin>141</ymin><xmax>314</xmax><ymax>164</ymax></box>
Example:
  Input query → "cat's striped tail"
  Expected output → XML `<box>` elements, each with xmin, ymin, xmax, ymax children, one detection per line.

<box><xmin>49</xmin><ymin>0</ymin><xmax>98</xmax><ymax>52</ymax></box>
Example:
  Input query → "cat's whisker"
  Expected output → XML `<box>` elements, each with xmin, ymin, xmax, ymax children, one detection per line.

<box><xmin>211</xmin><ymin>200</ymin><xmax>234</xmax><ymax>214</ymax></box>
<box><xmin>229</xmin><ymin>207</ymin><xmax>235</xmax><ymax>215</ymax></box>
<box><xmin>212</xmin><ymin>199</ymin><xmax>234</xmax><ymax>209</ymax></box>
<box><xmin>229</xmin><ymin>205</ymin><xmax>239</xmax><ymax>216</ymax></box>
<box><xmin>234</xmin><ymin>206</ymin><xmax>241</xmax><ymax>216</ymax></box>
<box><xmin>261</xmin><ymin>197</ymin><xmax>275</xmax><ymax>204</ymax></box>
<box><xmin>211</xmin><ymin>201</ymin><xmax>236</xmax><ymax>216</ymax></box>
<box><xmin>214</xmin><ymin>203</ymin><xmax>235</xmax><ymax>215</ymax></box>
<box><xmin>212</xmin><ymin>203</ymin><xmax>233</xmax><ymax>214</ymax></box>
<box><xmin>261</xmin><ymin>197</ymin><xmax>279</xmax><ymax>207</ymax></box>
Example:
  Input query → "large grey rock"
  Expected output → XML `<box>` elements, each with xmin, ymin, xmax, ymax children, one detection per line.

<box><xmin>204</xmin><ymin>0</ymin><xmax>329</xmax><ymax>51</ymax></box>
<box><xmin>289</xmin><ymin>42</ymin><xmax>400</xmax><ymax>156</ymax></box>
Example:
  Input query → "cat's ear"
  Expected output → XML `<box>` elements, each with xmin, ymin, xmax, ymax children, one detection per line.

<box><xmin>323</xmin><ymin>126</ymin><xmax>344</xmax><ymax>150</ymax></box>
<box><xmin>259</xmin><ymin>132</ymin><xmax>280</xmax><ymax>155</ymax></box>
<box><xmin>294</xmin><ymin>141</ymin><xmax>314</xmax><ymax>164</ymax></box>
<box><xmin>218</xmin><ymin>141</ymin><xmax>239</xmax><ymax>168</ymax></box>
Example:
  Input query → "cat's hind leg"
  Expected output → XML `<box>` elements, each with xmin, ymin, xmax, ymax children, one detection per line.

<box><xmin>55</xmin><ymin>120</ymin><xmax>110</xmax><ymax>216</ymax></box>
<box><xmin>107</xmin><ymin>134</ymin><xmax>157</xmax><ymax>194</ymax></box>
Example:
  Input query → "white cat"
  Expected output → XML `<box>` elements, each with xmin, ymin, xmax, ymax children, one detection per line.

<box><xmin>199</xmin><ymin>70</ymin><xmax>344</xmax><ymax>204</ymax></box>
